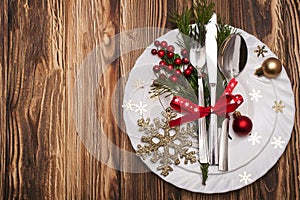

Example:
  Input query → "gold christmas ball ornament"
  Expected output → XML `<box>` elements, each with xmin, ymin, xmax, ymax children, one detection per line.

<box><xmin>254</xmin><ymin>57</ymin><xmax>282</xmax><ymax>79</ymax></box>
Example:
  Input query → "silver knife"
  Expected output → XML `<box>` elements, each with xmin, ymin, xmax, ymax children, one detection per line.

<box><xmin>205</xmin><ymin>13</ymin><xmax>219</xmax><ymax>165</ymax></box>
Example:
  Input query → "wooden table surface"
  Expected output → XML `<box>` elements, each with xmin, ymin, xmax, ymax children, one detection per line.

<box><xmin>0</xmin><ymin>0</ymin><xmax>299</xmax><ymax>199</ymax></box>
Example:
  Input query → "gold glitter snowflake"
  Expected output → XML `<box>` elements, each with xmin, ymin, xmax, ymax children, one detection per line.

<box><xmin>272</xmin><ymin>101</ymin><xmax>285</xmax><ymax>113</ymax></box>
<box><xmin>254</xmin><ymin>45</ymin><xmax>268</xmax><ymax>57</ymax></box>
<box><xmin>136</xmin><ymin>107</ymin><xmax>197</xmax><ymax>176</ymax></box>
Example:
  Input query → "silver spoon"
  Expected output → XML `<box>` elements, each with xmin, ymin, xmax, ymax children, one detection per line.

<box><xmin>217</xmin><ymin>34</ymin><xmax>248</xmax><ymax>171</ymax></box>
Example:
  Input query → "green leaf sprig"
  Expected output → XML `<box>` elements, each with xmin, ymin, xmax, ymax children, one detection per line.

<box><xmin>199</xmin><ymin>162</ymin><xmax>209</xmax><ymax>185</ymax></box>
<box><xmin>193</xmin><ymin>0</ymin><xmax>215</xmax><ymax>46</ymax></box>
<box><xmin>216</xmin><ymin>16</ymin><xmax>237</xmax><ymax>48</ymax></box>
<box><xmin>169</xmin><ymin>8</ymin><xmax>193</xmax><ymax>50</ymax></box>
<box><xmin>168</xmin><ymin>0</ymin><xmax>215</xmax><ymax>50</ymax></box>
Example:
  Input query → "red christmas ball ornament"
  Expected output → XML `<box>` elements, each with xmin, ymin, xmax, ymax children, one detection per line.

<box><xmin>184</xmin><ymin>68</ymin><xmax>192</xmax><ymax>76</ymax></box>
<box><xmin>152</xmin><ymin>65</ymin><xmax>161</xmax><ymax>73</ymax></box>
<box><xmin>232</xmin><ymin>111</ymin><xmax>253</xmax><ymax>136</ymax></box>
<box><xmin>160</xmin><ymin>41</ymin><xmax>168</xmax><ymax>49</ymax></box>
<box><xmin>174</xmin><ymin>58</ymin><xmax>182</xmax><ymax>65</ymax></box>
<box><xmin>157</xmin><ymin>50</ymin><xmax>165</xmax><ymax>58</ymax></box>
<box><xmin>154</xmin><ymin>40</ymin><xmax>160</xmax><ymax>47</ymax></box>
<box><xmin>166</xmin><ymin>64</ymin><xmax>174</xmax><ymax>73</ymax></box>
<box><xmin>169</xmin><ymin>75</ymin><xmax>178</xmax><ymax>83</ymax></box>
<box><xmin>174</xmin><ymin>69</ymin><xmax>182</xmax><ymax>76</ymax></box>
<box><xmin>151</xmin><ymin>49</ymin><xmax>157</xmax><ymax>55</ymax></box>
<box><xmin>181</xmin><ymin>49</ymin><xmax>189</xmax><ymax>58</ymax></box>
<box><xmin>182</xmin><ymin>57</ymin><xmax>190</xmax><ymax>64</ymax></box>
<box><xmin>167</xmin><ymin>51</ymin><xmax>175</xmax><ymax>59</ymax></box>
<box><xmin>166</xmin><ymin>45</ymin><xmax>175</xmax><ymax>52</ymax></box>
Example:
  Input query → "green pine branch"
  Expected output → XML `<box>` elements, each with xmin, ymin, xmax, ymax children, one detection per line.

<box><xmin>199</xmin><ymin>162</ymin><xmax>209</xmax><ymax>185</ymax></box>
<box><xmin>193</xmin><ymin>0</ymin><xmax>215</xmax><ymax>46</ymax></box>
<box><xmin>150</xmin><ymin>76</ymin><xmax>197</xmax><ymax>104</ymax></box>
<box><xmin>216</xmin><ymin>16</ymin><xmax>237</xmax><ymax>49</ymax></box>
<box><xmin>168</xmin><ymin>0</ymin><xmax>215</xmax><ymax>50</ymax></box>
<box><xmin>169</xmin><ymin>8</ymin><xmax>193</xmax><ymax>50</ymax></box>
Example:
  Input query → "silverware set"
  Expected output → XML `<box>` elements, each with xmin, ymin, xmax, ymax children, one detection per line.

<box><xmin>190</xmin><ymin>14</ymin><xmax>248</xmax><ymax>171</ymax></box>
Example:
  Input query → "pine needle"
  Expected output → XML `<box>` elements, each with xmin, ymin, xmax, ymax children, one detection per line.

<box><xmin>217</xmin><ymin>16</ymin><xmax>237</xmax><ymax>48</ymax></box>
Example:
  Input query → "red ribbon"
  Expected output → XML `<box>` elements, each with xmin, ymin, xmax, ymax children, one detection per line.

<box><xmin>169</xmin><ymin>78</ymin><xmax>244</xmax><ymax>127</ymax></box>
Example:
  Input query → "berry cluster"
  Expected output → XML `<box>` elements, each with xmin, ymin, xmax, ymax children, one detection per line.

<box><xmin>151</xmin><ymin>40</ymin><xmax>195</xmax><ymax>83</ymax></box>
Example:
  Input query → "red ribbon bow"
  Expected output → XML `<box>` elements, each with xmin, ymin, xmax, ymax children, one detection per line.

<box><xmin>169</xmin><ymin>78</ymin><xmax>243</xmax><ymax>127</ymax></box>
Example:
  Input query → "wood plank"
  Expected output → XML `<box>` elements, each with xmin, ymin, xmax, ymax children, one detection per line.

<box><xmin>5</xmin><ymin>0</ymin><xmax>65</xmax><ymax>198</ymax></box>
<box><xmin>0</xmin><ymin>0</ymin><xmax>8</xmax><ymax>199</ymax></box>
<box><xmin>65</xmin><ymin>0</ymin><xmax>120</xmax><ymax>199</ymax></box>
<box><xmin>119</xmin><ymin>0</ymin><xmax>166</xmax><ymax>198</ymax></box>
<box><xmin>276</xmin><ymin>0</ymin><xmax>300</xmax><ymax>199</ymax></box>
<box><xmin>119</xmin><ymin>0</ymin><xmax>195</xmax><ymax>199</ymax></box>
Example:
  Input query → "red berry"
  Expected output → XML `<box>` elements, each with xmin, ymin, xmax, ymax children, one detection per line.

<box><xmin>152</xmin><ymin>80</ymin><xmax>159</xmax><ymax>86</ymax></box>
<box><xmin>151</xmin><ymin>49</ymin><xmax>157</xmax><ymax>55</ymax></box>
<box><xmin>182</xmin><ymin>57</ymin><xmax>189</xmax><ymax>64</ymax></box>
<box><xmin>166</xmin><ymin>45</ymin><xmax>175</xmax><ymax>52</ymax></box>
<box><xmin>169</xmin><ymin>75</ymin><xmax>178</xmax><ymax>83</ymax></box>
<box><xmin>159</xmin><ymin>60</ymin><xmax>167</xmax><ymax>68</ymax></box>
<box><xmin>154</xmin><ymin>40</ymin><xmax>160</xmax><ymax>47</ymax></box>
<box><xmin>159</xmin><ymin>60</ymin><xmax>167</xmax><ymax>65</ymax></box>
<box><xmin>188</xmin><ymin>64</ymin><xmax>194</xmax><ymax>71</ymax></box>
<box><xmin>184</xmin><ymin>69</ymin><xmax>192</xmax><ymax>76</ymax></box>
<box><xmin>153</xmin><ymin>65</ymin><xmax>161</xmax><ymax>73</ymax></box>
<box><xmin>174</xmin><ymin>58</ymin><xmax>182</xmax><ymax>65</ymax></box>
<box><xmin>160</xmin><ymin>41</ymin><xmax>168</xmax><ymax>48</ymax></box>
<box><xmin>175</xmin><ymin>69</ymin><xmax>182</xmax><ymax>76</ymax></box>
<box><xmin>166</xmin><ymin>64</ymin><xmax>174</xmax><ymax>72</ymax></box>
<box><xmin>159</xmin><ymin>74</ymin><xmax>166</xmax><ymax>79</ymax></box>
<box><xmin>157</xmin><ymin>50</ymin><xmax>165</xmax><ymax>58</ymax></box>
<box><xmin>181</xmin><ymin>49</ymin><xmax>189</xmax><ymax>57</ymax></box>
<box><xmin>167</xmin><ymin>51</ymin><xmax>175</xmax><ymax>59</ymax></box>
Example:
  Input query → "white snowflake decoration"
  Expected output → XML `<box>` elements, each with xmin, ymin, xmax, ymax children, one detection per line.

<box><xmin>122</xmin><ymin>99</ymin><xmax>135</xmax><ymax>111</ymax></box>
<box><xmin>134</xmin><ymin>101</ymin><xmax>148</xmax><ymax>116</ymax></box>
<box><xmin>249</xmin><ymin>89</ymin><xmax>262</xmax><ymax>102</ymax></box>
<box><xmin>239</xmin><ymin>171</ymin><xmax>252</xmax><ymax>185</ymax></box>
<box><xmin>248</xmin><ymin>132</ymin><xmax>262</xmax><ymax>145</ymax></box>
<box><xmin>271</xmin><ymin>136</ymin><xmax>285</xmax><ymax>149</ymax></box>
<box><xmin>133</xmin><ymin>78</ymin><xmax>145</xmax><ymax>89</ymax></box>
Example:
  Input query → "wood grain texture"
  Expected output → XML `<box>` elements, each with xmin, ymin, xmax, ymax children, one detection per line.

<box><xmin>0</xmin><ymin>0</ymin><xmax>8</xmax><ymax>198</ymax></box>
<box><xmin>4</xmin><ymin>0</ymin><xmax>66</xmax><ymax>199</ymax></box>
<box><xmin>65</xmin><ymin>0</ymin><xmax>120</xmax><ymax>199</ymax></box>
<box><xmin>1</xmin><ymin>0</ymin><xmax>299</xmax><ymax>199</ymax></box>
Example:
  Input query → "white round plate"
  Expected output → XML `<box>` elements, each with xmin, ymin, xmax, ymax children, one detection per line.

<box><xmin>122</xmin><ymin>28</ymin><xmax>295</xmax><ymax>193</ymax></box>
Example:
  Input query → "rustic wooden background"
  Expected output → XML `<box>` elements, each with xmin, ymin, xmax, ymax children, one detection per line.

<box><xmin>0</xmin><ymin>0</ymin><xmax>299</xmax><ymax>199</ymax></box>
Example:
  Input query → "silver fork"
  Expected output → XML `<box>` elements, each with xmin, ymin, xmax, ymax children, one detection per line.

<box><xmin>190</xmin><ymin>44</ymin><xmax>209</xmax><ymax>164</ymax></box>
